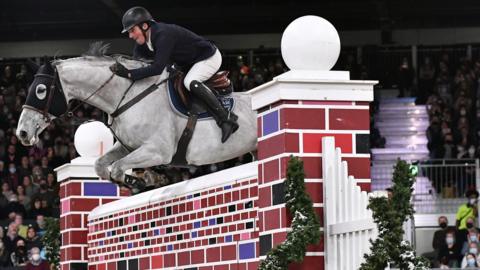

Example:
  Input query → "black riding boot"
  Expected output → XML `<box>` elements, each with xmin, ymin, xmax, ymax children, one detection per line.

<box><xmin>190</xmin><ymin>80</ymin><xmax>239</xmax><ymax>143</ymax></box>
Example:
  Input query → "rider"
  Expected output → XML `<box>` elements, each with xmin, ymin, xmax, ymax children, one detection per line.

<box><xmin>110</xmin><ymin>6</ymin><xmax>238</xmax><ymax>143</ymax></box>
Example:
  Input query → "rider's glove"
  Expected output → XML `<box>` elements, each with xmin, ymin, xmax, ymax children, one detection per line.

<box><xmin>110</xmin><ymin>62</ymin><xmax>132</xmax><ymax>80</ymax></box>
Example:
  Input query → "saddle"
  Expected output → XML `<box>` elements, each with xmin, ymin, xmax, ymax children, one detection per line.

<box><xmin>169</xmin><ymin>70</ymin><xmax>235</xmax><ymax>166</ymax></box>
<box><xmin>173</xmin><ymin>70</ymin><xmax>233</xmax><ymax>109</ymax></box>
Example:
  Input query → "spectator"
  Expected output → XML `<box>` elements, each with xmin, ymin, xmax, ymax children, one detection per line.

<box><xmin>0</xmin><ymin>239</ymin><xmax>11</xmax><ymax>267</ymax></box>
<box><xmin>25</xmin><ymin>247</ymin><xmax>49</xmax><ymax>270</ymax></box>
<box><xmin>28</xmin><ymin>199</ymin><xmax>46</xmax><ymax>220</ymax></box>
<box><xmin>25</xmin><ymin>227</ymin><xmax>42</xmax><ymax>250</ymax></box>
<box><xmin>461</xmin><ymin>252</ymin><xmax>479</xmax><ymax>268</ymax></box>
<box><xmin>438</xmin><ymin>230</ymin><xmax>462</xmax><ymax>267</ymax></box>
<box><xmin>456</xmin><ymin>190</ymin><xmax>479</xmax><ymax>230</ymax></box>
<box><xmin>23</xmin><ymin>176</ymin><xmax>39</xmax><ymax>198</ymax></box>
<box><xmin>1</xmin><ymin>182</ymin><xmax>14</xmax><ymax>201</ymax></box>
<box><xmin>33</xmin><ymin>215</ymin><xmax>46</xmax><ymax>237</ymax></box>
<box><xmin>17</xmin><ymin>184</ymin><xmax>31</xmax><ymax>212</ymax></box>
<box><xmin>6</xmin><ymin>194</ymin><xmax>26</xmax><ymax>219</ymax></box>
<box><xmin>10</xmin><ymin>238</ymin><xmax>28</xmax><ymax>267</ymax></box>
<box><xmin>426</xmin><ymin>216</ymin><xmax>453</xmax><ymax>266</ymax></box>
<box><xmin>397</xmin><ymin>57</ymin><xmax>413</xmax><ymax>97</ymax></box>
<box><xmin>14</xmin><ymin>214</ymin><xmax>28</xmax><ymax>239</ymax></box>
<box><xmin>461</xmin><ymin>243</ymin><xmax>480</xmax><ymax>267</ymax></box>
<box><xmin>3</xmin><ymin>222</ymin><xmax>23</xmax><ymax>254</ymax></box>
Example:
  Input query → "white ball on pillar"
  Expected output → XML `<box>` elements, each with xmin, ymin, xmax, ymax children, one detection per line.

<box><xmin>74</xmin><ymin>121</ymin><xmax>113</xmax><ymax>158</ymax></box>
<box><xmin>281</xmin><ymin>15</ymin><xmax>341</xmax><ymax>71</ymax></box>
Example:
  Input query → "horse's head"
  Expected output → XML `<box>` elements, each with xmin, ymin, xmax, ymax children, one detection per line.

<box><xmin>16</xmin><ymin>60</ymin><xmax>68</xmax><ymax>146</ymax></box>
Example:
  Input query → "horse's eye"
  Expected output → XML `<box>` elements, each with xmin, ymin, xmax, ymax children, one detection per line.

<box><xmin>35</xmin><ymin>84</ymin><xmax>47</xmax><ymax>100</ymax></box>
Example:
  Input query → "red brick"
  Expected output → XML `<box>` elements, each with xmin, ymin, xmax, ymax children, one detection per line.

<box><xmin>66</xmin><ymin>182</ymin><xmax>82</xmax><ymax>196</ymax></box>
<box><xmin>221</xmin><ymin>244</ymin><xmax>237</xmax><ymax>261</ymax></box>
<box><xmin>264</xmin><ymin>208</ymin><xmax>281</xmax><ymax>231</ymax></box>
<box><xmin>248</xmin><ymin>261</ymin><xmax>260</xmax><ymax>270</ymax></box>
<box><xmin>301</xmin><ymin>157</ymin><xmax>322</xmax><ymax>179</ymax></box>
<box><xmin>357</xmin><ymin>182</ymin><xmax>371</xmax><ymax>192</ymax></box>
<box><xmin>164</xmin><ymin>253</ymin><xmax>175</xmax><ymax>268</ymax></box>
<box><xmin>206</xmin><ymin>247</ymin><xmax>221</xmax><ymax>262</ymax></box>
<box><xmin>69</xmin><ymin>230</ymin><xmax>88</xmax><ymax>244</ymax></box>
<box><xmin>89</xmin><ymin>265</ymin><xmax>96</xmax><ymax>270</ymax></box>
<box><xmin>70</xmin><ymin>198</ymin><xmax>100</xmax><ymax>212</ymax></box>
<box><xmin>329</xmin><ymin>109</ymin><xmax>369</xmax><ymax>130</ymax></box>
<box><xmin>191</xmin><ymin>249</ymin><xmax>204</xmax><ymax>264</ymax></box>
<box><xmin>60</xmin><ymin>183</ymin><xmax>66</xmax><ymax>198</ymax></box>
<box><xmin>305</xmin><ymin>182</ymin><xmax>323</xmax><ymax>203</ymax></box>
<box><xmin>214</xmin><ymin>265</ymin><xmax>229</xmax><ymax>270</ymax></box>
<box><xmin>289</xmin><ymin>255</ymin><xmax>324</xmax><ymax>270</ymax></box>
<box><xmin>199</xmin><ymin>267</ymin><xmax>213</xmax><ymax>270</ymax></box>
<box><xmin>177</xmin><ymin>251</ymin><xmax>190</xmax><ymax>266</ymax></box>
<box><xmin>64</xmin><ymin>246</ymin><xmax>82</xmax><ymax>261</ymax></box>
<box><xmin>273</xmin><ymin>231</ymin><xmax>287</xmax><ymax>247</ymax></box>
<box><xmin>65</xmin><ymin>214</ymin><xmax>82</xmax><ymax>229</ymax></box>
<box><xmin>263</xmin><ymin>159</ymin><xmax>280</xmax><ymax>183</ymax></box>
<box><xmin>107</xmin><ymin>262</ymin><xmax>116</xmax><ymax>270</ymax></box>
<box><xmin>151</xmin><ymin>255</ymin><xmax>163</xmax><ymax>269</ymax></box>
<box><xmin>341</xmin><ymin>157</ymin><xmax>370</xmax><ymax>179</ymax></box>
<box><xmin>258</xmin><ymin>186</ymin><xmax>271</xmax><ymax>208</ymax></box>
<box><xmin>303</xmin><ymin>133</ymin><xmax>352</xmax><ymax>154</ymax></box>
<box><xmin>257</xmin><ymin>117</ymin><xmax>262</xmax><ymax>137</ymax></box>
<box><xmin>280</xmin><ymin>108</ymin><xmax>325</xmax><ymax>129</ymax></box>
<box><xmin>258</xmin><ymin>133</ymin><xmax>299</xmax><ymax>159</ymax></box>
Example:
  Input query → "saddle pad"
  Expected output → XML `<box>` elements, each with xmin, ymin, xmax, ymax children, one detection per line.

<box><xmin>167</xmin><ymin>78</ymin><xmax>235</xmax><ymax>119</ymax></box>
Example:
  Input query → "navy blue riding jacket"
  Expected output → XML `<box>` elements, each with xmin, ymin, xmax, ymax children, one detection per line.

<box><xmin>130</xmin><ymin>22</ymin><xmax>217</xmax><ymax>81</ymax></box>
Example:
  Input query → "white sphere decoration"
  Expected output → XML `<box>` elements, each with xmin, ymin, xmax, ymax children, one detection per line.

<box><xmin>74</xmin><ymin>121</ymin><xmax>113</xmax><ymax>158</ymax></box>
<box><xmin>281</xmin><ymin>15</ymin><xmax>341</xmax><ymax>71</ymax></box>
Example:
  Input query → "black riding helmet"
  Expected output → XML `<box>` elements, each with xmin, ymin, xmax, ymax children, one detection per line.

<box><xmin>121</xmin><ymin>6</ymin><xmax>154</xmax><ymax>33</ymax></box>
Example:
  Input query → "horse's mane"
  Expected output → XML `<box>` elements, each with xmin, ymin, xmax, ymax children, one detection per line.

<box><xmin>83</xmin><ymin>41</ymin><xmax>111</xmax><ymax>58</ymax></box>
<box><xmin>52</xmin><ymin>41</ymin><xmax>151</xmax><ymax>69</ymax></box>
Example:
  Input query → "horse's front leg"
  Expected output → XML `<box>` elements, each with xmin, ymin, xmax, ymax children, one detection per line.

<box><xmin>110</xmin><ymin>144</ymin><xmax>171</xmax><ymax>187</ymax></box>
<box><xmin>94</xmin><ymin>142</ymin><xmax>129</xmax><ymax>180</ymax></box>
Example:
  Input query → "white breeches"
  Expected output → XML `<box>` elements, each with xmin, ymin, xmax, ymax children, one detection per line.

<box><xmin>184</xmin><ymin>49</ymin><xmax>222</xmax><ymax>90</ymax></box>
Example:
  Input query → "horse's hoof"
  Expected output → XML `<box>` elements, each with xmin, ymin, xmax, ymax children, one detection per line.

<box><xmin>124</xmin><ymin>174</ymin><xmax>147</xmax><ymax>191</ymax></box>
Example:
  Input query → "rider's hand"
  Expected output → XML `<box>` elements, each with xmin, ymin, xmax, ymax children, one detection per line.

<box><xmin>110</xmin><ymin>62</ymin><xmax>132</xmax><ymax>80</ymax></box>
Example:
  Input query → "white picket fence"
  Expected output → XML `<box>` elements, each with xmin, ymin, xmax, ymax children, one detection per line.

<box><xmin>322</xmin><ymin>137</ymin><xmax>378</xmax><ymax>270</ymax></box>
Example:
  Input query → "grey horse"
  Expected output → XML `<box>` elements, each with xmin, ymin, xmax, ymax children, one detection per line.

<box><xmin>16</xmin><ymin>50</ymin><xmax>257</xmax><ymax>188</ymax></box>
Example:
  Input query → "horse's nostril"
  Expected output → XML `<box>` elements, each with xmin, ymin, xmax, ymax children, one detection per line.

<box><xmin>19</xmin><ymin>130</ymin><xmax>27</xmax><ymax>139</ymax></box>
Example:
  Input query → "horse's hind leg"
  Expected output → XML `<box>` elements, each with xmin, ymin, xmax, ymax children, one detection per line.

<box><xmin>94</xmin><ymin>142</ymin><xmax>129</xmax><ymax>180</ymax></box>
<box><xmin>110</xmin><ymin>144</ymin><xmax>171</xmax><ymax>186</ymax></box>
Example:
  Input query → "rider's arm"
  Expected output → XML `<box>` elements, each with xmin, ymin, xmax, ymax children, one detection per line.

<box><xmin>129</xmin><ymin>33</ymin><xmax>175</xmax><ymax>81</ymax></box>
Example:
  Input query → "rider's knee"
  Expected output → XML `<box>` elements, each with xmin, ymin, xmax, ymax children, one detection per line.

<box><xmin>183</xmin><ymin>75</ymin><xmax>195</xmax><ymax>91</ymax></box>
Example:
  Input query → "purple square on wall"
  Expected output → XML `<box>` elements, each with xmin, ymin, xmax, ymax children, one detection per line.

<box><xmin>262</xmin><ymin>111</ymin><xmax>279</xmax><ymax>136</ymax></box>
<box><xmin>84</xmin><ymin>182</ymin><xmax>117</xmax><ymax>196</ymax></box>
<box><xmin>239</xmin><ymin>242</ymin><xmax>255</xmax><ymax>260</ymax></box>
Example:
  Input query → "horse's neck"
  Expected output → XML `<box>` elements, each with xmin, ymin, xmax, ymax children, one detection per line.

<box><xmin>64</xmin><ymin>73</ymin><xmax>167</xmax><ymax>115</ymax></box>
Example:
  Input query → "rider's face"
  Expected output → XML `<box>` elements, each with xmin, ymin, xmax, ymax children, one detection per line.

<box><xmin>128</xmin><ymin>25</ymin><xmax>146</xmax><ymax>45</ymax></box>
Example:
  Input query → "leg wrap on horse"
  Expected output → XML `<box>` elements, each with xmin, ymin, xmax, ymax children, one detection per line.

<box><xmin>189</xmin><ymin>80</ymin><xmax>238</xmax><ymax>143</ymax></box>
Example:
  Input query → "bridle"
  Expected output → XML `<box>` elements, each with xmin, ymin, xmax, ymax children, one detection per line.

<box><xmin>23</xmin><ymin>66</ymin><xmax>115</xmax><ymax>125</ymax></box>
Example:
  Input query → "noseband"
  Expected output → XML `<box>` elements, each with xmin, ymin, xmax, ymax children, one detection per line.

<box><xmin>23</xmin><ymin>65</ymin><xmax>115</xmax><ymax>124</ymax></box>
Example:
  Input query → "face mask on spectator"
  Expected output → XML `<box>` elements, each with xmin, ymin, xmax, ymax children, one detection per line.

<box><xmin>9</xmin><ymin>167</ymin><xmax>15</xmax><ymax>174</ymax></box>
<box><xmin>440</xmin><ymin>222</ymin><xmax>447</xmax><ymax>229</ymax></box>
<box><xmin>446</xmin><ymin>237</ymin><xmax>454</xmax><ymax>245</ymax></box>
<box><xmin>468</xmin><ymin>258</ymin><xmax>476</xmax><ymax>266</ymax></box>
<box><xmin>470</xmin><ymin>248</ymin><xmax>478</xmax><ymax>254</ymax></box>
<box><xmin>471</xmin><ymin>235</ymin><xmax>478</xmax><ymax>242</ymax></box>
<box><xmin>461</xmin><ymin>109</ymin><xmax>467</xmax><ymax>116</ymax></box>
<box><xmin>31</xmin><ymin>254</ymin><xmax>40</xmax><ymax>262</ymax></box>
